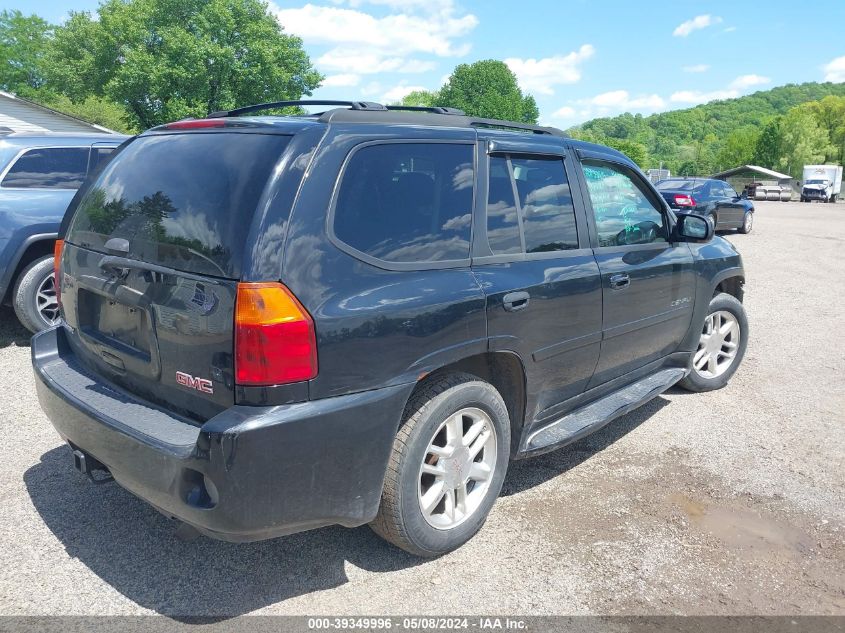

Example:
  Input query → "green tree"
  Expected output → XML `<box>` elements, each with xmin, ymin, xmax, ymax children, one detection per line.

<box><xmin>804</xmin><ymin>95</ymin><xmax>845</xmax><ymax>163</ymax></box>
<box><xmin>44</xmin><ymin>0</ymin><xmax>322</xmax><ymax>130</ymax></box>
<box><xmin>35</xmin><ymin>93</ymin><xmax>136</xmax><ymax>133</ymax></box>
<box><xmin>752</xmin><ymin>117</ymin><xmax>782</xmax><ymax>168</ymax></box>
<box><xmin>438</xmin><ymin>60</ymin><xmax>539</xmax><ymax>123</ymax></box>
<box><xmin>0</xmin><ymin>10</ymin><xmax>53</xmax><ymax>93</ymax></box>
<box><xmin>776</xmin><ymin>105</ymin><xmax>832</xmax><ymax>178</ymax></box>
<box><xmin>715</xmin><ymin>126</ymin><xmax>761</xmax><ymax>171</ymax></box>
<box><xmin>398</xmin><ymin>89</ymin><xmax>440</xmax><ymax>107</ymax></box>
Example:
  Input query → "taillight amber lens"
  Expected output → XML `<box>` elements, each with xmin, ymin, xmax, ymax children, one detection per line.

<box><xmin>234</xmin><ymin>282</ymin><xmax>318</xmax><ymax>386</ymax></box>
<box><xmin>53</xmin><ymin>239</ymin><xmax>64</xmax><ymax>308</ymax></box>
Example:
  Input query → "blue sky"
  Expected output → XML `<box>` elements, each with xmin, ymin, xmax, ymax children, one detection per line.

<box><xmin>13</xmin><ymin>0</ymin><xmax>845</xmax><ymax>126</ymax></box>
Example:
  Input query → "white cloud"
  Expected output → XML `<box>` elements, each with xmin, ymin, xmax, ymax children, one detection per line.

<box><xmin>382</xmin><ymin>83</ymin><xmax>428</xmax><ymax>103</ymax></box>
<box><xmin>729</xmin><ymin>74</ymin><xmax>770</xmax><ymax>90</ymax></box>
<box><xmin>670</xmin><ymin>89</ymin><xmax>736</xmax><ymax>104</ymax></box>
<box><xmin>671</xmin><ymin>74</ymin><xmax>771</xmax><ymax>104</ymax></box>
<box><xmin>361</xmin><ymin>81</ymin><xmax>383</xmax><ymax>96</ymax></box>
<box><xmin>321</xmin><ymin>73</ymin><xmax>361</xmax><ymax>87</ymax></box>
<box><xmin>682</xmin><ymin>64</ymin><xmax>710</xmax><ymax>73</ymax></box>
<box><xmin>504</xmin><ymin>45</ymin><xmax>595</xmax><ymax>95</ymax></box>
<box><xmin>673</xmin><ymin>14</ymin><xmax>722</xmax><ymax>37</ymax></box>
<box><xmin>589</xmin><ymin>90</ymin><xmax>665</xmax><ymax>110</ymax></box>
<box><xmin>723</xmin><ymin>26</ymin><xmax>737</xmax><ymax>33</ymax></box>
<box><xmin>551</xmin><ymin>106</ymin><xmax>576</xmax><ymax>119</ymax></box>
<box><xmin>317</xmin><ymin>49</ymin><xmax>435</xmax><ymax>74</ymax></box>
<box><xmin>823</xmin><ymin>55</ymin><xmax>845</xmax><ymax>82</ymax></box>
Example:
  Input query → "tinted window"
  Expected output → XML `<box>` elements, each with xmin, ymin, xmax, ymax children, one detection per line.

<box><xmin>486</xmin><ymin>156</ymin><xmax>521</xmax><ymax>254</ymax></box>
<box><xmin>1</xmin><ymin>147</ymin><xmax>89</xmax><ymax>189</ymax></box>
<box><xmin>88</xmin><ymin>147</ymin><xmax>116</xmax><ymax>174</ymax></box>
<box><xmin>512</xmin><ymin>157</ymin><xmax>578</xmax><ymax>253</ymax></box>
<box><xmin>582</xmin><ymin>161</ymin><xmax>668</xmax><ymax>247</ymax></box>
<box><xmin>66</xmin><ymin>133</ymin><xmax>290</xmax><ymax>278</ymax></box>
<box><xmin>334</xmin><ymin>143</ymin><xmax>474</xmax><ymax>263</ymax></box>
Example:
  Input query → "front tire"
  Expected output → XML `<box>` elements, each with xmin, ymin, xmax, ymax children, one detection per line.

<box><xmin>12</xmin><ymin>255</ymin><xmax>60</xmax><ymax>334</ymax></box>
<box><xmin>678</xmin><ymin>293</ymin><xmax>748</xmax><ymax>392</ymax></box>
<box><xmin>370</xmin><ymin>373</ymin><xmax>510</xmax><ymax>557</ymax></box>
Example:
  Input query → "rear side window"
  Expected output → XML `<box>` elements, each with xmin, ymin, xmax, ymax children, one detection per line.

<box><xmin>66</xmin><ymin>133</ymin><xmax>290</xmax><ymax>278</ymax></box>
<box><xmin>486</xmin><ymin>155</ymin><xmax>579</xmax><ymax>255</ymax></box>
<box><xmin>333</xmin><ymin>143</ymin><xmax>474</xmax><ymax>264</ymax></box>
<box><xmin>88</xmin><ymin>146</ymin><xmax>116</xmax><ymax>174</ymax></box>
<box><xmin>1</xmin><ymin>147</ymin><xmax>89</xmax><ymax>189</ymax></box>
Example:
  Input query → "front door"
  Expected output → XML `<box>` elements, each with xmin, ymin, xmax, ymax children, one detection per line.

<box><xmin>576</xmin><ymin>156</ymin><xmax>697</xmax><ymax>388</ymax></box>
<box><xmin>472</xmin><ymin>136</ymin><xmax>603</xmax><ymax>422</ymax></box>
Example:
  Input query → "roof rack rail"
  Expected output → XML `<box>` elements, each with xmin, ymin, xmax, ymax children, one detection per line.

<box><xmin>385</xmin><ymin>105</ymin><xmax>465</xmax><ymax>116</ymax></box>
<box><xmin>468</xmin><ymin>117</ymin><xmax>562</xmax><ymax>136</ymax></box>
<box><xmin>208</xmin><ymin>100</ymin><xmax>387</xmax><ymax>118</ymax></box>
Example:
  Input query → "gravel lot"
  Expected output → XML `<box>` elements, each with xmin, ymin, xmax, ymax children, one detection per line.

<box><xmin>0</xmin><ymin>200</ymin><xmax>843</xmax><ymax>617</ymax></box>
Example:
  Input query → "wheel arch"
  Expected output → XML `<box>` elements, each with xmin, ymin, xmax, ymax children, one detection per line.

<box><xmin>402</xmin><ymin>351</ymin><xmax>527</xmax><ymax>458</ymax></box>
<box><xmin>1</xmin><ymin>233</ymin><xmax>57</xmax><ymax>305</ymax></box>
<box><xmin>713</xmin><ymin>270</ymin><xmax>745</xmax><ymax>303</ymax></box>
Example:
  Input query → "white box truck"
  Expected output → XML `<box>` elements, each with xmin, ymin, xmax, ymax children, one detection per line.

<box><xmin>801</xmin><ymin>165</ymin><xmax>843</xmax><ymax>203</ymax></box>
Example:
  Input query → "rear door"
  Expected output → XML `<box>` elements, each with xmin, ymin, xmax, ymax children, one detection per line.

<box><xmin>710</xmin><ymin>181</ymin><xmax>745</xmax><ymax>229</ymax></box>
<box><xmin>471</xmin><ymin>135</ymin><xmax>602</xmax><ymax>421</ymax></box>
<box><xmin>575</xmin><ymin>154</ymin><xmax>697</xmax><ymax>388</ymax></box>
<box><xmin>60</xmin><ymin>131</ymin><xmax>291</xmax><ymax>422</ymax></box>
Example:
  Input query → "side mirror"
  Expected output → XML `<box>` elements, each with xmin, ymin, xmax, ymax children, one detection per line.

<box><xmin>675</xmin><ymin>212</ymin><xmax>714</xmax><ymax>242</ymax></box>
<box><xmin>740</xmin><ymin>190</ymin><xmax>748</xmax><ymax>199</ymax></box>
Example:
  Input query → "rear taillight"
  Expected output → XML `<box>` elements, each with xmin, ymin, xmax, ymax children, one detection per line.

<box><xmin>674</xmin><ymin>194</ymin><xmax>696</xmax><ymax>207</ymax></box>
<box><xmin>234</xmin><ymin>282</ymin><xmax>318</xmax><ymax>386</ymax></box>
<box><xmin>53</xmin><ymin>239</ymin><xmax>64</xmax><ymax>308</ymax></box>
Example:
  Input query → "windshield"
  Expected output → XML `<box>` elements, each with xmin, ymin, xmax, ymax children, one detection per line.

<box><xmin>66</xmin><ymin>132</ymin><xmax>290</xmax><ymax>278</ymax></box>
<box><xmin>806</xmin><ymin>179</ymin><xmax>828</xmax><ymax>184</ymax></box>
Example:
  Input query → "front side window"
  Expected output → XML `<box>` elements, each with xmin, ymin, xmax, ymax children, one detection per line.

<box><xmin>582</xmin><ymin>161</ymin><xmax>668</xmax><ymax>247</ymax></box>
<box><xmin>333</xmin><ymin>143</ymin><xmax>474</xmax><ymax>264</ymax></box>
<box><xmin>1</xmin><ymin>147</ymin><xmax>89</xmax><ymax>189</ymax></box>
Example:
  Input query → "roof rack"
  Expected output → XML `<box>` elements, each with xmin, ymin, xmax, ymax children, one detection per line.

<box><xmin>208</xmin><ymin>100</ymin><xmax>387</xmax><ymax>118</ymax></box>
<box><xmin>386</xmin><ymin>105</ymin><xmax>465</xmax><ymax>116</ymax></box>
<box><xmin>467</xmin><ymin>117</ymin><xmax>559</xmax><ymax>136</ymax></box>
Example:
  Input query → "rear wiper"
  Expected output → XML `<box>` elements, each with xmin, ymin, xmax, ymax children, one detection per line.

<box><xmin>98</xmin><ymin>256</ymin><xmax>223</xmax><ymax>284</ymax></box>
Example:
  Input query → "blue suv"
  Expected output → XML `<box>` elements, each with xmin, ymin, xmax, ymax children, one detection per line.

<box><xmin>31</xmin><ymin>101</ymin><xmax>748</xmax><ymax>556</ymax></box>
<box><xmin>0</xmin><ymin>133</ymin><xmax>127</xmax><ymax>332</ymax></box>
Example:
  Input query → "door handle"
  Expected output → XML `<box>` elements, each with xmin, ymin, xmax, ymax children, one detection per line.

<box><xmin>502</xmin><ymin>291</ymin><xmax>530</xmax><ymax>312</ymax></box>
<box><xmin>609</xmin><ymin>273</ymin><xmax>630</xmax><ymax>290</ymax></box>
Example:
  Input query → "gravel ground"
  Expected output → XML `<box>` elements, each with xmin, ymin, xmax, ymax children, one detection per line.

<box><xmin>0</xmin><ymin>200</ymin><xmax>842</xmax><ymax>617</ymax></box>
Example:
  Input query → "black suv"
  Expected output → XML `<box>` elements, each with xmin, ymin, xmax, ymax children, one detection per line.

<box><xmin>32</xmin><ymin>101</ymin><xmax>748</xmax><ymax>557</ymax></box>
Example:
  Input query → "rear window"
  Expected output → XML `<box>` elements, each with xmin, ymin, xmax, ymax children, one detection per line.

<box><xmin>333</xmin><ymin>142</ymin><xmax>474</xmax><ymax>265</ymax></box>
<box><xmin>1</xmin><ymin>147</ymin><xmax>89</xmax><ymax>189</ymax></box>
<box><xmin>66</xmin><ymin>133</ymin><xmax>290</xmax><ymax>278</ymax></box>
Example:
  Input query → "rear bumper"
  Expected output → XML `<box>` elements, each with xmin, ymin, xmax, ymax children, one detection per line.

<box><xmin>32</xmin><ymin>326</ymin><xmax>412</xmax><ymax>542</ymax></box>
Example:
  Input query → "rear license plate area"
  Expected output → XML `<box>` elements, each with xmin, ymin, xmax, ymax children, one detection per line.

<box><xmin>77</xmin><ymin>288</ymin><xmax>151</xmax><ymax>358</ymax></box>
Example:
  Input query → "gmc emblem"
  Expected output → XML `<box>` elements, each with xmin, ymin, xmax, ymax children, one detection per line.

<box><xmin>175</xmin><ymin>371</ymin><xmax>214</xmax><ymax>395</ymax></box>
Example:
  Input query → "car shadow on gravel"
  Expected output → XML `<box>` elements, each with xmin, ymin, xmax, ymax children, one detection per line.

<box><xmin>24</xmin><ymin>447</ymin><xmax>424</xmax><ymax>620</ymax></box>
<box><xmin>0</xmin><ymin>308</ymin><xmax>30</xmax><ymax>348</ymax></box>
<box><xmin>501</xmin><ymin>395</ymin><xmax>671</xmax><ymax>497</ymax></box>
<box><xmin>24</xmin><ymin>395</ymin><xmax>670</xmax><ymax>619</ymax></box>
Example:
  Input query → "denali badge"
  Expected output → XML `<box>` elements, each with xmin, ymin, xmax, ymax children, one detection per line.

<box><xmin>175</xmin><ymin>371</ymin><xmax>214</xmax><ymax>394</ymax></box>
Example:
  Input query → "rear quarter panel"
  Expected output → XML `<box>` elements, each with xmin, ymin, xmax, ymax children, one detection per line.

<box><xmin>279</xmin><ymin>124</ymin><xmax>488</xmax><ymax>400</ymax></box>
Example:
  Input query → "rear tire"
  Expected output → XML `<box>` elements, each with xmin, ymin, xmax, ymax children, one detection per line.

<box><xmin>370</xmin><ymin>373</ymin><xmax>510</xmax><ymax>557</ymax></box>
<box><xmin>737</xmin><ymin>212</ymin><xmax>753</xmax><ymax>234</ymax></box>
<box><xmin>12</xmin><ymin>255</ymin><xmax>59</xmax><ymax>334</ymax></box>
<box><xmin>678</xmin><ymin>293</ymin><xmax>748</xmax><ymax>392</ymax></box>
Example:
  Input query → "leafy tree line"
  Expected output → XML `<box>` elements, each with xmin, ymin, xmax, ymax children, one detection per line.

<box><xmin>0</xmin><ymin>2</ymin><xmax>321</xmax><ymax>132</ymax></box>
<box><xmin>569</xmin><ymin>83</ymin><xmax>845</xmax><ymax>177</ymax></box>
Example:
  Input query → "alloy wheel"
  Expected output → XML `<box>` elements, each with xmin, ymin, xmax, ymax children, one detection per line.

<box><xmin>417</xmin><ymin>407</ymin><xmax>497</xmax><ymax>530</ymax></box>
<box><xmin>36</xmin><ymin>273</ymin><xmax>60</xmax><ymax>326</ymax></box>
<box><xmin>693</xmin><ymin>310</ymin><xmax>741</xmax><ymax>379</ymax></box>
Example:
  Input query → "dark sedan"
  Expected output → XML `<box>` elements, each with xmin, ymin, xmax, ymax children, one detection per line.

<box><xmin>656</xmin><ymin>178</ymin><xmax>754</xmax><ymax>234</ymax></box>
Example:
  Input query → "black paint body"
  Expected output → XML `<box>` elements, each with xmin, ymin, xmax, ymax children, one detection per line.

<box><xmin>32</xmin><ymin>112</ymin><xmax>745</xmax><ymax>542</ymax></box>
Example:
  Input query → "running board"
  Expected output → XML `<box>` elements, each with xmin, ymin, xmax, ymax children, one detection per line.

<box><xmin>522</xmin><ymin>368</ymin><xmax>686</xmax><ymax>457</ymax></box>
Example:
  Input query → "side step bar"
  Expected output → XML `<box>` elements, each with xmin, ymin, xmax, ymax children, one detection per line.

<box><xmin>522</xmin><ymin>368</ymin><xmax>686</xmax><ymax>457</ymax></box>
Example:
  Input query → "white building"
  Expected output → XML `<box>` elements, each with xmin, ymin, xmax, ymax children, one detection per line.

<box><xmin>0</xmin><ymin>91</ymin><xmax>117</xmax><ymax>135</ymax></box>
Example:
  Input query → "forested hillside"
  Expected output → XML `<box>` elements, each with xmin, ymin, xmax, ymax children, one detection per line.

<box><xmin>568</xmin><ymin>82</ymin><xmax>845</xmax><ymax>177</ymax></box>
